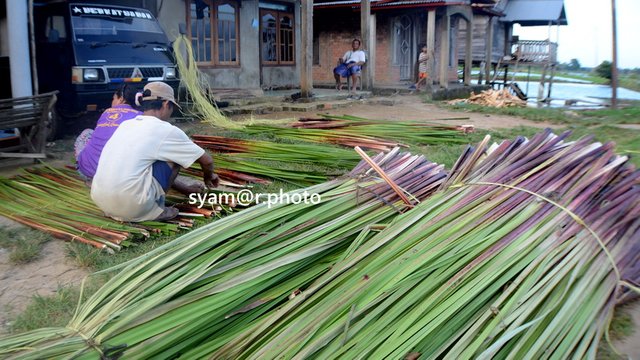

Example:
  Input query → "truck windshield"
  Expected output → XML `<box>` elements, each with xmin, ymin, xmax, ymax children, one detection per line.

<box><xmin>70</xmin><ymin>4</ymin><xmax>167</xmax><ymax>44</ymax></box>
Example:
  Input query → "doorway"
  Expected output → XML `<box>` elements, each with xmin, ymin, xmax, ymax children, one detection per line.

<box><xmin>392</xmin><ymin>14</ymin><xmax>415</xmax><ymax>81</ymax></box>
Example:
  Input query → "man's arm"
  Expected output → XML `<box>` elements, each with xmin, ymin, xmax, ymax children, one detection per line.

<box><xmin>197</xmin><ymin>152</ymin><xmax>219</xmax><ymax>188</ymax></box>
<box><xmin>347</xmin><ymin>51</ymin><xmax>366</xmax><ymax>68</ymax></box>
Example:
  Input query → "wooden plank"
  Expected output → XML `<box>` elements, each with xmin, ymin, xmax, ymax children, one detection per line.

<box><xmin>0</xmin><ymin>114</ymin><xmax>44</xmax><ymax>124</ymax></box>
<box><xmin>300</xmin><ymin>0</ymin><xmax>313</xmax><ymax>98</ymax></box>
<box><xmin>369</xmin><ymin>14</ymin><xmax>376</xmax><ymax>88</ymax></box>
<box><xmin>0</xmin><ymin>144</ymin><xmax>27</xmax><ymax>152</ymax></box>
<box><xmin>0</xmin><ymin>152</ymin><xmax>47</xmax><ymax>159</ymax></box>
<box><xmin>484</xmin><ymin>17</ymin><xmax>493</xmax><ymax>84</ymax></box>
<box><xmin>1</xmin><ymin>121</ymin><xmax>41</xmax><ymax>129</ymax></box>
<box><xmin>0</xmin><ymin>108</ymin><xmax>44</xmax><ymax>119</ymax></box>
<box><xmin>546</xmin><ymin>64</ymin><xmax>556</xmax><ymax>100</ymax></box>
<box><xmin>439</xmin><ymin>14</ymin><xmax>450</xmax><ymax>88</ymax></box>
<box><xmin>464</xmin><ymin>18</ymin><xmax>472</xmax><ymax>85</ymax></box>
<box><xmin>360</xmin><ymin>0</ymin><xmax>371</xmax><ymax>90</ymax></box>
<box><xmin>426</xmin><ymin>9</ymin><xmax>436</xmax><ymax>86</ymax></box>
<box><xmin>0</xmin><ymin>91</ymin><xmax>57</xmax><ymax>158</ymax></box>
<box><xmin>36</xmin><ymin>93</ymin><xmax>56</xmax><ymax>153</ymax></box>
<box><xmin>537</xmin><ymin>64</ymin><xmax>548</xmax><ymax>102</ymax></box>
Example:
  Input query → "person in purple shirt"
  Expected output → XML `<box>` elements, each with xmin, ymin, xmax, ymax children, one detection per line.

<box><xmin>74</xmin><ymin>84</ymin><xmax>141</xmax><ymax>180</ymax></box>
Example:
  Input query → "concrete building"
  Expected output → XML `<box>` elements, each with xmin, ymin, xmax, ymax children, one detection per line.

<box><xmin>156</xmin><ymin>0</ymin><xmax>302</xmax><ymax>91</ymax></box>
<box><xmin>312</xmin><ymin>0</ymin><xmax>477</xmax><ymax>88</ymax></box>
<box><xmin>0</xmin><ymin>0</ymin><xmax>566</xmax><ymax>101</ymax></box>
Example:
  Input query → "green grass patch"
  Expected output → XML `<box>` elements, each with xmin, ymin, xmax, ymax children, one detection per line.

<box><xmin>597</xmin><ymin>303</ymin><xmax>636</xmax><ymax>360</ymax></box>
<box><xmin>9</xmin><ymin>279</ymin><xmax>105</xmax><ymax>333</ymax></box>
<box><xmin>0</xmin><ymin>227</ymin><xmax>51</xmax><ymax>264</ymax></box>
<box><xmin>10</xmin><ymin>286</ymin><xmax>79</xmax><ymax>332</ymax></box>
<box><xmin>442</xmin><ymin>102</ymin><xmax>570</xmax><ymax>123</ymax></box>
<box><xmin>619</xmin><ymin>74</ymin><xmax>640</xmax><ymax>92</ymax></box>
<box><xmin>579</xmin><ymin>104</ymin><xmax>640</xmax><ymax>125</ymax></box>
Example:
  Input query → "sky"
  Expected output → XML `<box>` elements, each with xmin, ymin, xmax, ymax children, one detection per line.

<box><xmin>513</xmin><ymin>0</ymin><xmax>640</xmax><ymax>69</ymax></box>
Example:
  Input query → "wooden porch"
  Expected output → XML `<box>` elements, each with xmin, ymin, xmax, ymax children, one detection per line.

<box><xmin>490</xmin><ymin>39</ymin><xmax>559</xmax><ymax>102</ymax></box>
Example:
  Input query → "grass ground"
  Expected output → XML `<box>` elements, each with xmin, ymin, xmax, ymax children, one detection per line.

<box><xmin>439</xmin><ymin>101</ymin><xmax>640</xmax><ymax>167</ymax></box>
<box><xmin>0</xmin><ymin>227</ymin><xmax>51</xmax><ymax>264</ymax></box>
<box><xmin>2</xmin><ymin>99</ymin><xmax>639</xmax><ymax>357</ymax></box>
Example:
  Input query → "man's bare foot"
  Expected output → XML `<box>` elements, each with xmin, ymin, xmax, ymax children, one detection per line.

<box><xmin>335</xmin><ymin>83</ymin><xmax>343</xmax><ymax>91</ymax></box>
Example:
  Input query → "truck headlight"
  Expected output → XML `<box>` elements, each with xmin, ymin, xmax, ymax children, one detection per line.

<box><xmin>165</xmin><ymin>67</ymin><xmax>176</xmax><ymax>79</ymax></box>
<box><xmin>83</xmin><ymin>68</ymin><xmax>100</xmax><ymax>82</ymax></box>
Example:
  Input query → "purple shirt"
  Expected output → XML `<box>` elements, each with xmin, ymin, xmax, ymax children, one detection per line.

<box><xmin>77</xmin><ymin>104</ymin><xmax>142</xmax><ymax>178</ymax></box>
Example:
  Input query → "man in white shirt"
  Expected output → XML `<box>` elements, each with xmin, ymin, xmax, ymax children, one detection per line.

<box><xmin>91</xmin><ymin>82</ymin><xmax>219</xmax><ymax>222</ymax></box>
<box><xmin>333</xmin><ymin>38</ymin><xmax>366</xmax><ymax>94</ymax></box>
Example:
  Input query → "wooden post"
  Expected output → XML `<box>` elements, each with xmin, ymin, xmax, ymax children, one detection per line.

<box><xmin>464</xmin><ymin>19</ymin><xmax>472</xmax><ymax>86</ymax></box>
<box><xmin>300</xmin><ymin>0</ymin><xmax>313</xmax><ymax>98</ymax></box>
<box><xmin>503</xmin><ymin>64</ymin><xmax>508</xmax><ymax>88</ymax></box>
<box><xmin>439</xmin><ymin>14</ymin><xmax>450</xmax><ymax>88</ymax></box>
<box><xmin>484</xmin><ymin>16</ymin><xmax>493</xmax><ymax>84</ymax></box>
<box><xmin>28</xmin><ymin>0</ymin><xmax>39</xmax><ymax>94</ymax></box>
<box><xmin>546</xmin><ymin>64</ymin><xmax>556</xmax><ymax>100</ymax></box>
<box><xmin>426</xmin><ymin>9</ymin><xmax>436</xmax><ymax>86</ymax></box>
<box><xmin>537</xmin><ymin>64</ymin><xmax>548</xmax><ymax>102</ymax></box>
<box><xmin>369</xmin><ymin>13</ymin><xmax>376</xmax><ymax>88</ymax></box>
<box><xmin>611</xmin><ymin>0</ymin><xmax>618</xmax><ymax>108</ymax></box>
<box><xmin>360</xmin><ymin>0</ymin><xmax>371</xmax><ymax>90</ymax></box>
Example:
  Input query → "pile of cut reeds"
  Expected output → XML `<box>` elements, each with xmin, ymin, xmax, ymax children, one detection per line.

<box><xmin>186</xmin><ymin>157</ymin><xmax>331</xmax><ymax>187</ymax></box>
<box><xmin>0</xmin><ymin>167</ymin><xmax>227</xmax><ymax>252</ymax></box>
<box><xmin>192</xmin><ymin>135</ymin><xmax>362</xmax><ymax>167</ymax></box>
<box><xmin>448</xmin><ymin>88</ymin><xmax>526</xmax><ymax>108</ymax></box>
<box><xmin>215</xmin><ymin>130</ymin><xmax>640</xmax><ymax>359</ymax></box>
<box><xmin>0</xmin><ymin>149</ymin><xmax>448</xmax><ymax>359</ymax></box>
<box><xmin>2</xmin><ymin>130</ymin><xmax>639</xmax><ymax>359</ymax></box>
<box><xmin>242</xmin><ymin>114</ymin><xmax>469</xmax><ymax>151</ymax></box>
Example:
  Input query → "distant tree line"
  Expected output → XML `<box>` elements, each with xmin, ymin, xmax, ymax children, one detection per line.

<box><xmin>556</xmin><ymin>59</ymin><xmax>640</xmax><ymax>82</ymax></box>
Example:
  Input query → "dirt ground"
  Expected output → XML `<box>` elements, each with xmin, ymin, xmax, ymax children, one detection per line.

<box><xmin>0</xmin><ymin>95</ymin><xmax>637</xmax><ymax>357</ymax></box>
<box><xmin>0</xmin><ymin>218</ymin><xmax>88</xmax><ymax>335</ymax></box>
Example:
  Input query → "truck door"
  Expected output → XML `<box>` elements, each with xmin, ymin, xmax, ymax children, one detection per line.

<box><xmin>34</xmin><ymin>3</ymin><xmax>73</xmax><ymax>103</ymax></box>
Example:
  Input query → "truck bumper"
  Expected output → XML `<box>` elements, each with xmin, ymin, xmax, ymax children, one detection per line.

<box><xmin>61</xmin><ymin>80</ymin><xmax>180</xmax><ymax>115</ymax></box>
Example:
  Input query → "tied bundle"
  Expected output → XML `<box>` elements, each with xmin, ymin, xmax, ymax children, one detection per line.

<box><xmin>243</xmin><ymin>114</ymin><xmax>470</xmax><ymax>152</ymax></box>
<box><xmin>217</xmin><ymin>130</ymin><xmax>640</xmax><ymax>359</ymax></box>
<box><xmin>0</xmin><ymin>167</ymin><xmax>221</xmax><ymax>252</ymax></box>
<box><xmin>0</xmin><ymin>149</ymin><xmax>447</xmax><ymax>359</ymax></box>
<box><xmin>2</xmin><ymin>131</ymin><xmax>638</xmax><ymax>359</ymax></box>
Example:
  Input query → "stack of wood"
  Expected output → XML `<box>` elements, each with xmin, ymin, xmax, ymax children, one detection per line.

<box><xmin>449</xmin><ymin>89</ymin><xmax>526</xmax><ymax>108</ymax></box>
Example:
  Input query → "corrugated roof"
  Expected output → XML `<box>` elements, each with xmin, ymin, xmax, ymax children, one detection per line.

<box><xmin>313</xmin><ymin>0</ymin><xmax>457</xmax><ymax>9</ymax></box>
<box><xmin>500</xmin><ymin>0</ymin><xmax>568</xmax><ymax>26</ymax></box>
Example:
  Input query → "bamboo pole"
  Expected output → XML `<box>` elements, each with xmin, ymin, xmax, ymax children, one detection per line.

<box><xmin>300</xmin><ymin>0</ymin><xmax>313</xmax><ymax>98</ymax></box>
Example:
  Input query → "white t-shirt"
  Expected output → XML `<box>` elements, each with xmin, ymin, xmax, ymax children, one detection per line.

<box><xmin>91</xmin><ymin>115</ymin><xmax>205</xmax><ymax>222</ymax></box>
<box><xmin>342</xmin><ymin>50</ymin><xmax>366</xmax><ymax>64</ymax></box>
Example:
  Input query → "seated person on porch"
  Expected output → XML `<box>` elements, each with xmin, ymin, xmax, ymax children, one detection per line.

<box><xmin>333</xmin><ymin>38</ymin><xmax>366</xmax><ymax>93</ymax></box>
<box><xmin>91</xmin><ymin>82</ymin><xmax>219</xmax><ymax>222</ymax></box>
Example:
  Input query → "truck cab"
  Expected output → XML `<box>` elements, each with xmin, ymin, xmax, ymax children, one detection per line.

<box><xmin>33</xmin><ymin>2</ymin><xmax>178</xmax><ymax>137</ymax></box>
